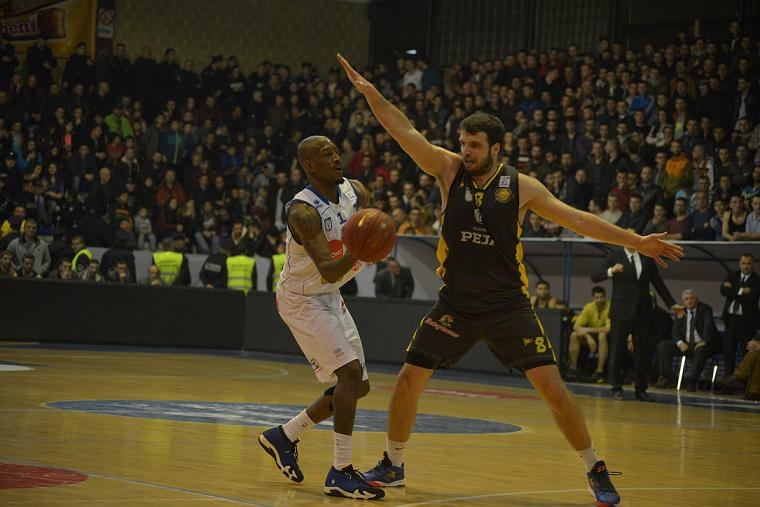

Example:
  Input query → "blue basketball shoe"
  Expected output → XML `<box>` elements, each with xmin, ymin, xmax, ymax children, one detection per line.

<box><xmin>363</xmin><ymin>452</ymin><xmax>405</xmax><ymax>487</ymax></box>
<box><xmin>587</xmin><ymin>460</ymin><xmax>620</xmax><ymax>506</ymax></box>
<box><xmin>323</xmin><ymin>465</ymin><xmax>385</xmax><ymax>500</ymax></box>
<box><xmin>258</xmin><ymin>426</ymin><xmax>303</xmax><ymax>483</ymax></box>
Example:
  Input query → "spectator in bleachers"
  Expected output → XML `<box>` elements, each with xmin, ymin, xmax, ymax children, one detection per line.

<box><xmin>655</xmin><ymin>289</ymin><xmax>718</xmax><ymax>392</ymax></box>
<box><xmin>735</xmin><ymin>194</ymin><xmax>760</xmax><ymax>240</ymax></box>
<box><xmin>722</xmin><ymin>194</ymin><xmax>747</xmax><ymax>240</ymax></box>
<box><xmin>599</xmin><ymin>193</ymin><xmax>623</xmax><ymax>224</ymax></box>
<box><xmin>683</xmin><ymin>190</ymin><xmax>716</xmax><ymax>240</ymax></box>
<box><xmin>616</xmin><ymin>194</ymin><xmax>648</xmax><ymax>234</ymax></box>
<box><xmin>7</xmin><ymin>218</ymin><xmax>49</xmax><ymax>274</ymax></box>
<box><xmin>0</xmin><ymin>249</ymin><xmax>16</xmax><ymax>277</ymax></box>
<box><xmin>79</xmin><ymin>258</ymin><xmax>104</xmax><ymax>283</ymax></box>
<box><xmin>101</xmin><ymin>230</ymin><xmax>136</xmax><ymax>283</ymax></box>
<box><xmin>47</xmin><ymin>256</ymin><xmax>74</xmax><ymax>281</ymax></box>
<box><xmin>16</xmin><ymin>253</ymin><xmax>40</xmax><ymax>278</ymax></box>
<box><xmin>720</xmin><ymin>253</ymin><xmax>760</xmax><ymax>377</ymax></box>
<box><xmin>665</xmin><ymin>197</ymin><xmax>689</xmax><ymax>239</ymax></box>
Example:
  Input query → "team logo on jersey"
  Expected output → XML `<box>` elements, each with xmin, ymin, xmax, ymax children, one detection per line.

<box><xmin>324</xmin><ymin>217</ymin><xmax>333</xmax><ymax>231</ymax></box>
<box><xmin>495</xmin><ymin>188</ymin><xmax>513</xmax><ymax>203</ymax></box>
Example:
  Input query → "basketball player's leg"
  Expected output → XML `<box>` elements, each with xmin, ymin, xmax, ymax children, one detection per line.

<box><xmin>365</xmin><ymin>303</ymin><xmax>475</xmax><ymax>487</ymax></box>
<box><xmin>524</xmin><ymin>364</ymin><xmax>619</xmax><ymax>504</ymax></box>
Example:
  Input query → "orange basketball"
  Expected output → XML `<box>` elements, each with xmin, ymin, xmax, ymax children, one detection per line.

<box><xmin>342</xmin><ymin>208</ymin><xmax>396</xmax><ymax>263</ymax></box>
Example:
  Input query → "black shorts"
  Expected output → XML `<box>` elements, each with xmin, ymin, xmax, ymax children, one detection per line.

<box><xmin>405</xmin><ymin>290</ymin><xmax>557</xmax><ymax>372</ymax></box>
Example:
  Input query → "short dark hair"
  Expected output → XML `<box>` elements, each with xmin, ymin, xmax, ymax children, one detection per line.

<box><xmin>592</xmin><ymin>286</ymin><xmax>606</xmax><ymax>296</ymax></box>
<box><xmin>459</xmin><ymin>112</ymin><xmax>505</xmax><ymax>147</ymax></box>
<box><xmin>535</xmin><ymin>280</ymin><xmax>550</xmax><ymax>288</ymax></box>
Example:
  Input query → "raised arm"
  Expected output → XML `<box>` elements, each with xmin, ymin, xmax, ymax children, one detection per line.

<box><xmin>520</xmin><ymin>174</ymin><xmax>684</xmax><ymax>268</ymax></box>
<box><xmin>337</xmin><ymin>53</ymin><xmax>460</xmax><ymax>190</ymax></box>
<box><xmin>287</xmin><ymin>201</ymin><xmax>358</xmax><ymax>283</ymax></box>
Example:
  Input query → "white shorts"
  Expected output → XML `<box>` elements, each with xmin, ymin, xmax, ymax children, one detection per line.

<box><xmin>276</xmin><ymin>289</ymin><xmax>368</xmax><ymax>383</ymax></box>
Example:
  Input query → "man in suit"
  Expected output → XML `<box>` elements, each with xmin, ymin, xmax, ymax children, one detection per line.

<box><xmin>720</xmin><ymin>253</ymin><xmax>760</xmax><ymax>376</ymax></box>
<box><xmin>373</xmin><ymin>257</ymin><xmax>414</xmax><ymax>299</ymax></box>
<box><xmin>656</xmin><ymin>289</ymin><xmax>718</xmax><ymax>391</ymax></box>
<box><xmin>592</xmin><ymin>239</ymin><xmax>680</xmax><ymax>401</ymax></box>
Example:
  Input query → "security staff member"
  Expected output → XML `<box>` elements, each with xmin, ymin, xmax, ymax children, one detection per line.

<box><xmin>226</xmin><ymin>241</ymin><xmax>256</xmax><ymax>294</ymax></box>
<box><xmin>152</xmin><ymin>236</ymin><xmax>191</xmax><ymax>286</ymax></box>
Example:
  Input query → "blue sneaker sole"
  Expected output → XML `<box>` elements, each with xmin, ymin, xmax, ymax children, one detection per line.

<box><xmin>258</xmin><ymin>433</ymin><xmax>303</xmax><ymax>483</ymax></box>
<box><xmin>587</xmin><ymin>485</ymin><xmax>620</xmax><ymax>506</ymax></box>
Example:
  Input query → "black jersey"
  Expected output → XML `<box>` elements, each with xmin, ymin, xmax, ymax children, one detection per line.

<box><xmin>436</xmin><ymin>163</ymin><xmax>529</xmax><ymax>304</ymax></box>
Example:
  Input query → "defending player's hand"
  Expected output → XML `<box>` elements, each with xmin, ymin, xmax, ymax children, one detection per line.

<box><xmin>337</xmin><ymin>53</ymin><xmax>375</xmax><ymax>96</ymax></box>
<box><xmin>636</xmin><ymin>232</ymin><xmax>684</xmax><ymax>268</ymax></box>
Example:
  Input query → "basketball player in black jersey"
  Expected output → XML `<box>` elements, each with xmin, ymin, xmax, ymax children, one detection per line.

<box><xmin>338</xmin><ymin>54</ymin><xmax>683</xmax><ymax>506</ymax></box>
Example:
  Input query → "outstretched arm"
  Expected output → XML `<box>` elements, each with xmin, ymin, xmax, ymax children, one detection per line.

<box><xmin>337</xmin><ymin>53</ymin><xmax>460</xmax><ymax>189</ymax></box>
<box><xmin>287</xmin><ymin>202</ymin><xmax>358</xmax><ymax>283</ymax></box>
<box><xmin>520</xmin><ymin>174</ymin><xmax>684</xmax><ymax>267</ymax></box>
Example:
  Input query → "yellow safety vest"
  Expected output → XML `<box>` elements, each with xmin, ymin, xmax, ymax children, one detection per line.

<box><xmin>226</xmin><ymin>255</ymin><xmax>255</xmax><ymax>295</ymax></box>
<box><xmin>271</xmin><ymin>253</ymin><xmax>286</xmax><ymax>292</ymax></box>
<box><xmin>153</xmin><ymin>251</ymin><xmax>183</xmax><ymax>284</ymax></box>
<box><xmin>72</xmin><ymin>248</ymin><xmax>93</xmax><ymax>273</ymax></box>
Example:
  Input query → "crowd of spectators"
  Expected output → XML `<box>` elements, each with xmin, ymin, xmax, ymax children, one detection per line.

<box><xmin>1</xmin><ymin>23</ymin><xmax>760</xmax><ymax>285</ymax></box>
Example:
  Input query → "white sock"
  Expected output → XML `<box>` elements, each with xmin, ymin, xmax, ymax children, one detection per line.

<box><xmin>282</xmin><ymin>410</ymin><xmax>315</xmax><ymax>442</ymax></box>
<box><xmin>578</xmin><ymin>443</ymin><xmax>599</xmax><ymax>472</ymax></box>
<box><xmin>386</xmin><ymin>438</ymin><xmax>406</xmax><ymax>466</ymax></box>
<box><xmin>333</xmin><ymin>432</ymin><xmax>352</xmax><ymax>470</ymax></box>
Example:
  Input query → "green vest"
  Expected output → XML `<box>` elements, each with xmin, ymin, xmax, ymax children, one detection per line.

<box><xmin>226</xmin><ymin>255</ymin><xmax>255</xmax><ymax>295</ymax></box>
<box><xmin>271</xmin><ymin>253</ymin><xmax>286</xmax><ymax>292</ymax></box>
<box><xmin>72</xmin><ymin>248</ymin><xmax>93</xmax><ymax>273</ymax></box>
<box><xmin>153</xmin><ymin>251</ymin><xmax>183</xmax><ymax>284</ymax></box>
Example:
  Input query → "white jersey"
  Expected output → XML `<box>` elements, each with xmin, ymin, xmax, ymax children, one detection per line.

<box><xmin>277</xmin><ymin>179</ymin><xmax>364</xmax><ymax>295</ymax></box>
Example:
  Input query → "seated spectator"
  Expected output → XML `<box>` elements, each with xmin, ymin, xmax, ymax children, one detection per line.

<box><xmin>734</xmin><ymin>194</ymin><xmax>760</xmax><ymax>240</ymax></box>
<box><xmin>599</xmin><ymin>193</ymin><xmax>623</xmax><ymax>224</ymax></box>
<box><xmin>717</xmin><ymin>332</ymin><xmax>760</xmax><ymax>400</ymax></box>
<box><xmin>642</xmin><ymin>202</ymin><xmax>668</xmax><ymax>235</ymax></box>
<box><xmin>373</xmin><ymin>257</ymin><xmax>414</xmax><ymax>299</ymax></box>
<box><xmin>523</xmin><ymin>211</ymin><xmax>550</xmax><ymax>237</ymax></box>
<box><xmin>7</xmin><ymin>218</ymin><xmax>50</xmax><ymax>275</ymax></box>
<box><xmin>47</xmin><ymin>256</ymin><xmax>75</xmax><ymax>281</ymax></box>
<box><xmin>16</xmin><ymin>254</ymin><xmax>40</xmax><ymax>278</ymax></box>
<box><xmin>568</xmin><ymin>286</ymin><xmax>610</xmax><ymax>383</ymax></box>
<box><xmin>80</xmin><ymin>258</ymin><xmax>105</xmax><ymax>283</ymax></box>
<box><xmin>616</xmin><ymin>194</ymin><xmax>648</xmax><ymax>234</ymax></box>
<box><xmin>139</xmin><ymin>264</ymin><xmax>166</xmax><ymax>286</ymax></box>
<box><xmin>397</xmin><ymin>207</ymin><xmax>433</xmax><ymax>235</ymax></box>
<box><xmin>0</xmin><ymin>249</ymin><xmax>17</xmax><ymax>277</ymax></box>
<box><xmin>665</xmin><ymin>197</ymin><xmax>689</xmax><ymax>239</ymax></box>
<box><xmin>722</xmin><ymin>194</ymin><xmax>747</xmax><ymax>241</ymax></box>
<box><xmin>655</xmin><ymin>289</ymin><xmax>717</xmax><ymax>391</ymax></box>
<box><xmin>107</xmin><ymin>259</ymin><xmax>132</xmax><ymax>284</ymax></box>
<box><xmin>683</xmin><ymin>190</ymin><xmax>716</xmax><ymax>240</ymax></box>
<box><xmin>530</xmin><ymin>280</ymin><xmax>557</xmax><ymax>309</ymax></box>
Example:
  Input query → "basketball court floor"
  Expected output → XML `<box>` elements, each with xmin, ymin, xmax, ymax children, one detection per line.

<box><xmin>1</xmin><ymin>342</ymin><xmax>758</xmax><ymax>506</ymax></box>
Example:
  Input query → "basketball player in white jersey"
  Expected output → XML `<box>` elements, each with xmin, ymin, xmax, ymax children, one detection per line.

<box><xmin>258</xmin><ymin>136</ymin><xmax>384</xmax><ymax>500</ymax></box>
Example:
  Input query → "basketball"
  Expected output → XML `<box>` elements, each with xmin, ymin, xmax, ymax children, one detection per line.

<box><xmin>342</xmin><ymin>208</ymin><xmax>396</xmax><ymax>263</ymax></box>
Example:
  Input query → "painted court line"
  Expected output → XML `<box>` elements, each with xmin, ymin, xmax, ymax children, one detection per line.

<box><xmin>393</xmin><ymin>486</ymin><xmax>760</xmax><ymax>506</ymax></box>
<box><xmin>0</xmin><ymin>458</ymin><xmax>273</xmax><ymax>507</ymax></box>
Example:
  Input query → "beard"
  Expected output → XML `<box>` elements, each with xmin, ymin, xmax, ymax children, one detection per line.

<box><xmin>464</xmin><ymin>151</ymin><xmax>494</xmax><ymax>177</ymax></box>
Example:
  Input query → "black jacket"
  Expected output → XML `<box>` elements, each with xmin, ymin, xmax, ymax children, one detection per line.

<box><xmin>591</xmin><ymin>248</ymin><xmax>676</xmax><ymax>321</ymax></box>
<box><xmin>672</xmin><ymin>302</ymin><xmax>718</xmax><ymax>348</ymax></box>
<box><xmin>720</xmin><ymin>270</ymin><xmax>760</xmax><ymax>333</ymax></box>
<box><xmin>373</xmin><ymin>267</ymin><xmax>414</xmax><ymax>299</ymax></box>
